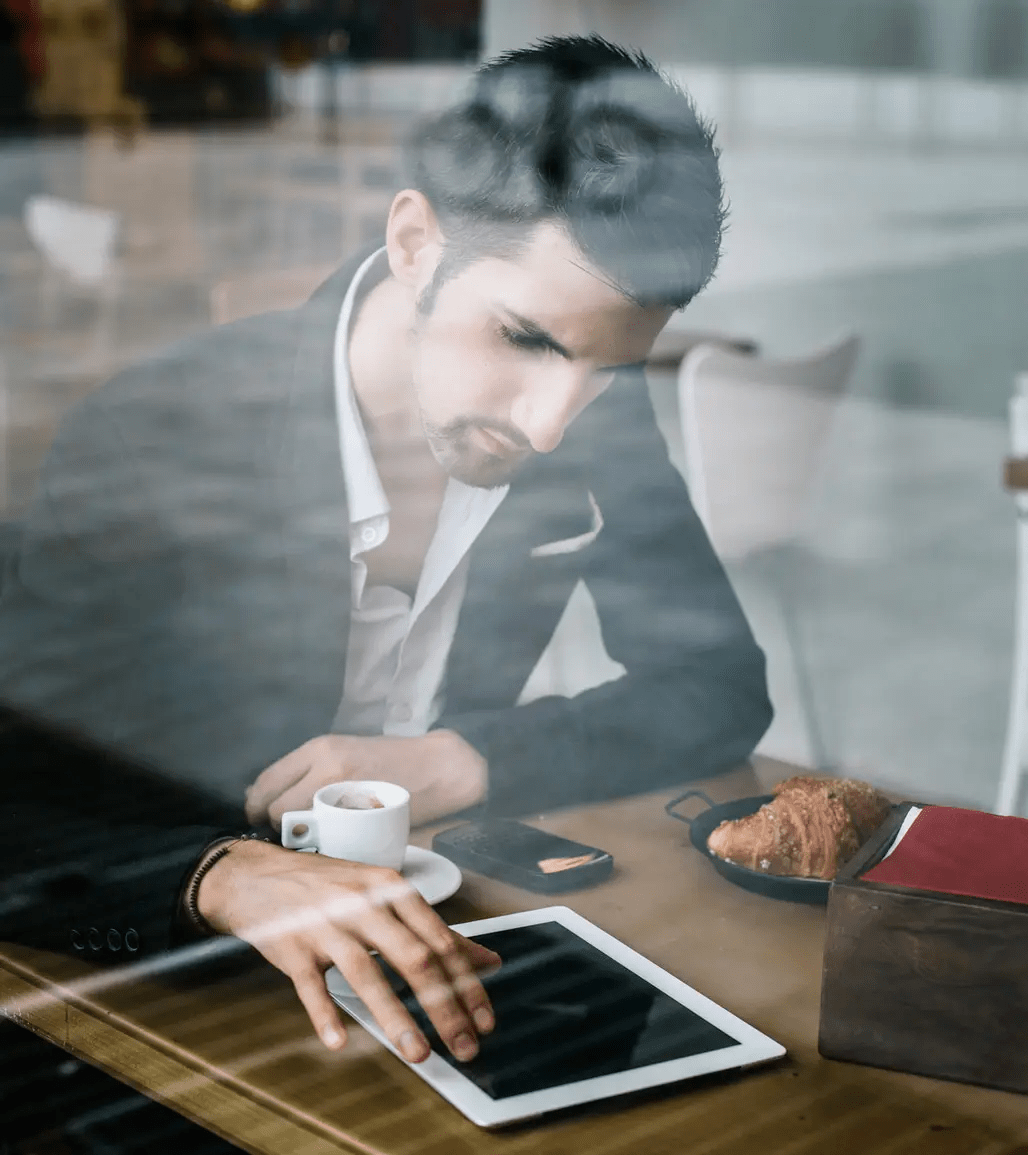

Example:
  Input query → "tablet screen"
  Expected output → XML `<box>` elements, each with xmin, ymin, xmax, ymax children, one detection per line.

<box><xmin>388</xmin><ymin>922</ymin><xmax>738</xmax><ymax>1101</ymax></box>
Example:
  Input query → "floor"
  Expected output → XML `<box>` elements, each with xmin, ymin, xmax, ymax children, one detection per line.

<box><xmin>1</xmin><ymin>106</ymin><xmax>1027</xmax><ymax>815</ymax></box>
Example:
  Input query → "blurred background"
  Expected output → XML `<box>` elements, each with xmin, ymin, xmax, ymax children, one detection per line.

<box><xmin>2</xmin><ymin>0</ymin><xmax>1028</xmax><ymax>819</ymax></box>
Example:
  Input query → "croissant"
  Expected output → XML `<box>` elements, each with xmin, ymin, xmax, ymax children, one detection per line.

<box><xmin>773</xmin><ymin>776</ymin><xmax>893</xmax><ymax>842</ymax></box>
<box><xmin>707</xmin><ymin>776</ymin><xmax>890</xmax><ymax>880</ymax></box>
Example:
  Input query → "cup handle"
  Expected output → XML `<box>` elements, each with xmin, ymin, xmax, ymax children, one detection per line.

<box><xmin>281</xmin><ymin>812</ymin><xmax>319</xmax><ymax>852</ymax></box>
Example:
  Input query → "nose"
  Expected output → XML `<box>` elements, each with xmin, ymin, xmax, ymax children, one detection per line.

<box><xmin>512</xmin><ymin>364</ymin><xmax>594</xmax><ymax>455</ymax></box>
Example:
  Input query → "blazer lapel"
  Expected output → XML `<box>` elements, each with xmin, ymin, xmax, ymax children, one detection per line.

<box><xmin>444</xmin><ymin>456</ymin><xmax>590</xmax><ymax>712</ymax></box>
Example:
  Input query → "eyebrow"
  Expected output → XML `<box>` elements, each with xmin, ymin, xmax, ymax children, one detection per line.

<box><xmin>500</xmin><ymin>308</ymin><xmax>648</xmax><ymax>374</ymax></box>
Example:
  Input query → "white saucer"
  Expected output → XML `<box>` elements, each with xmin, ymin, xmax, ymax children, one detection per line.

<box><xmin>402</xmin><ymin>844</ymin><xmax>463</xmax><ymax>906</ymax></box>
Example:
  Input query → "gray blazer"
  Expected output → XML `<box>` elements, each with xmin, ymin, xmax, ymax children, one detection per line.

<box><xmin>0</xmin><ymin>249</ymin><xmax>771</xmax><ymax>823</ymax></box>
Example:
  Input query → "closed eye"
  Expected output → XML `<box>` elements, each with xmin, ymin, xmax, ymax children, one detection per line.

<box><xmin>498</xmin><ymin>323</ymin><xmax>552</xmax><ymax>354</ymax></box>
<box><xmin>498</xmin><ymin>317</ymin><xmax>646</xmax><ymax>374</ymax></box>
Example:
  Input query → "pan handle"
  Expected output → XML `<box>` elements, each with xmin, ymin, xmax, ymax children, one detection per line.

<box><xmin>664</xmin><ymin>789</ymin><xmax>717</xmax><ymax>828</ymax></box>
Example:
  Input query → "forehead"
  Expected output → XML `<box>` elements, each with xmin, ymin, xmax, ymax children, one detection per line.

<box><xmin>452</xmin><ymin>221</ymin><xmax>671</xmax><ymax>355</ymax></box>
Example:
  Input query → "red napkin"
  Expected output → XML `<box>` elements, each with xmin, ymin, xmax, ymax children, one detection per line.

<box><xmin>862</xmin><ymin>806</ymin><xmax>1028</xmax><ymax>906</ymax></box>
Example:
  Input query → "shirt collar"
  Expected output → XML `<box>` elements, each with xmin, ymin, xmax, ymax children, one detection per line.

<box><xmin>333</xmin><ymin>247</ymin><xmax>390</xmax><ymax>527</ymax></box>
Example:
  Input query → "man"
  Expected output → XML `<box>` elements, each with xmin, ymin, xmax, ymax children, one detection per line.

<box><xmin>0</xmin><ymin>36</ymin><xmax>771</xmax><ymax>1058</ymax></box>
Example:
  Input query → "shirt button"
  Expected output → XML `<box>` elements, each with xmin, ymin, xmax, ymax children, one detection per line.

<box><xmin>392</xmin><ymin>704</ymin><xmax>413</xmax><ymax>723</ymax></box>
<box><xmin>361</xmin><ymin>525</ymin><xmax>378</xmax><ymax>545</ymax></box>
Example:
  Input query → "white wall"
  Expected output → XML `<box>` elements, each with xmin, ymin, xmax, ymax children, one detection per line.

<box><xmin>482</xmin><ymin>0</ymin><xmax>1028</xmax><ymax>76</ymax></box>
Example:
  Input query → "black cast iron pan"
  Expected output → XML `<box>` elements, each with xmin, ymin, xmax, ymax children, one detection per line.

<box><xmin>665</xmin><ymin>790</ymin><xmax>831</xmax><ymax>905</ymax></box>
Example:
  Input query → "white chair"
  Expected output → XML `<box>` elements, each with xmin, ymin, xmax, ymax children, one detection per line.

<box><xmin>678</xmin><ymin>334</ymin><xmax>860</xmax><ymax>770</ymax></box>
<box><xmin>997</xmin><ymin>372</ymin><xmax>1028</xmax><ymax>815</ymax></box>
<box><xmin>23</xmin><ymin>193</ymin><xmax>122</xmax><ymax>375</ymax></box>
<box><xmin>24</xmin><ymin>195</ymin><xmax>119</xmax><ymax>287</ymax></box>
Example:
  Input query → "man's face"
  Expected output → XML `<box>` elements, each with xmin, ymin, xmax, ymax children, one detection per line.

<box><xmin>409</xmin><ymin>221</ymin><xmax>672</xmax><ymax>488</ymax></box>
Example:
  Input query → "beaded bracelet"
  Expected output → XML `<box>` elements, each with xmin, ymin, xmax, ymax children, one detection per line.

<box><xmin>183</xmin><ymin>832</ymin><xmax>272</xmax><ymax>936</ymax></box>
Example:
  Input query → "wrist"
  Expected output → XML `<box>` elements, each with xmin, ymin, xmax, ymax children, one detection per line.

<box><xmin>422</xmin><ymin>729</ymin><xmax>488</xmax><ymax>816</ymax></box>
<box><xmin>195</xmin><ymin>837</ymin><xmax>281</xmax><ymax>936</ymax></box>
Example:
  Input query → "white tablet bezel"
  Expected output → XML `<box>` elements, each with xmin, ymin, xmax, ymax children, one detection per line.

<box><xmin>326</xmin><ymin>905</ymin><xmax>786</xmax><ymax>1128</ymax></box>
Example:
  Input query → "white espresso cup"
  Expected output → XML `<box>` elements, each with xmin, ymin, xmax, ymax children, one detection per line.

<box><xmin>280</xmin><ymin>781</ymin><xmax>411</xmax><ymax>871</ymax></box>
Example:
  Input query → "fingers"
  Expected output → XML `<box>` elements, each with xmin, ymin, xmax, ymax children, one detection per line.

<box><xmin>331</xmin><ymin>938</ymin><xmax>432</xmax><ymax>1064</ymax></box>
<box><xmin>366</xmin><ymin>920</ymin><xmax>482</xmax><ymax>1062</ymax></box>
<box><xmin>452</xmin><ymin>934</ymin><xmax>503</xmax><ymax>1014</ymax></box>
<box><xmin>454</xmin><ymin>933</ymin><xmax>503</xmax><ymax>973</ymax></box>
<box><xmin>267</xmin><ymin>770</ymin><xmax>334</xmax><ymax>830</ymax></box>
<box><xmin>237</xmin><ymin>852</ymin><xmax>501</xmax><ymax>1066</ymax></box>
<box><xmin>290</xmin><ymin>961</ymin><xmax>349</xmax><ymax>1051</ymax></box>
<box><xmin>352</xmin><ymin>889</ymin><xmax>491</xmax><ymax>1060</ymax></box>
<box><xmin>392</xmin><ymin>895</ymin><xmax>498</xmax><ymax>1034</ymax></box>
<box><xmin>246</xmin><ymin>742</ymin><xmax>316</xmax><ymax>823</ymax></box>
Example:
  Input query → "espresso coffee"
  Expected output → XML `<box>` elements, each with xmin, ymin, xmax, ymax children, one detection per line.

<box><xmin>334</xmin><ymin>793</ymin><xmax>385</xmax><ymax>811</ymax></box>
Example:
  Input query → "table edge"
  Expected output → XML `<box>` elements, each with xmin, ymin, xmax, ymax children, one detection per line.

<box><xmin>0</xmin><ymin>947</ymin><xmax>385</xmax><ymax>1155</ymax></box>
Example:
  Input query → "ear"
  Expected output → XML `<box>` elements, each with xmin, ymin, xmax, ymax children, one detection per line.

<box><xmin>385</xmin><ymin>190</ymin><xmax>444</xmax><ymax>294</ymax></box>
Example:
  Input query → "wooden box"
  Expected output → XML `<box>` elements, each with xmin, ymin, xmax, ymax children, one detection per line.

<box><xmin>818</xmin><ymin>803</ymin><xmax>1028</xmax><ymax>1095</ymax></box>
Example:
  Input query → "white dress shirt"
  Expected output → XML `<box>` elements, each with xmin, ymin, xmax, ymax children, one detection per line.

<box><xmin>330</xmin><ymin>248</ymin><xmax>509</xmax><ymax>738</ymax></box>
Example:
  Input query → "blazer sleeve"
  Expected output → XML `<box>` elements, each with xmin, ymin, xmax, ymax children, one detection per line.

<box><xmin>0</xmin><ymin>802</ymin><xmax>234</xmax><ymax>963</ymax></box>
<box><xmin>437</xmin><ymin>373</ymin><xmax>773</xmax><ymax>816</ymax></box>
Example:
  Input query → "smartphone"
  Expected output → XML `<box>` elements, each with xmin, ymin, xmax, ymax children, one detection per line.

<box><xmin>432</xmin><ymin>819</ymin><xmax>613</xmax><ymax>893</ymax></box>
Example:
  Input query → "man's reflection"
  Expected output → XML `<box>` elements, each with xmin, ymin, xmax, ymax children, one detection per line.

<box><xmin>0</xmin><ymin>36</ymin><xmax>771</xmax><ymax>1057</ymax></box>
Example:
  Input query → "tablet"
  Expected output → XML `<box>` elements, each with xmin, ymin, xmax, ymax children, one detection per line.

<box><xmin>325</xmin><ymin>906</ymin><xmax>786</xmax><ymax>1127</ymax></box>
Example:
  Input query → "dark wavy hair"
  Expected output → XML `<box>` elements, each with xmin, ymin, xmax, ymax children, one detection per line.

<box><xmin>406</xmin><ymin>35</ymin><xmax>726</xmax><ymax>313</ymax></box>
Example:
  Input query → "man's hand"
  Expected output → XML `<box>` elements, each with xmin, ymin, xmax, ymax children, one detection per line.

<box><xmin>245</xmin><ymin>730</ymin><xmax>487</xmax><ymax>829</ymax></box>
<box><xmin>197</xmin><ymin>839</ymin><xmax>499</xmax><ymax>1060</ymax></box>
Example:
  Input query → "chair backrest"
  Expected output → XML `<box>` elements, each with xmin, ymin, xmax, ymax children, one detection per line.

<box><xmin>24</xmin><ymin>195</ymin><xmax>119</xmax><ymax>287</ymax></box>
<box><xmin>1009</xmin><ymin>373</ymin><xmax>1028</xmax><ymax>514</ymax></box>
<box><xmin>678</xmin><ymin>334</ymin><xmax>859</xmax><ymax>561</ymax></box>
<box><xmin>210</xmin><ymin>264</ymin><xmax>337</xmax><ymax>326</ymax></box>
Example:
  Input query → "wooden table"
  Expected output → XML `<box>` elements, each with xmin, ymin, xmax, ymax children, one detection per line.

<box><xmin>2</xmin><ymin>758</ymin><xmax>1027</xmax><ymax>1154</ymax></box>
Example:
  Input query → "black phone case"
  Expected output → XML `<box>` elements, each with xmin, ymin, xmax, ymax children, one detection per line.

<box><xmin>431</xmin><ymin>819</ymin><xmax>614</xmax><ymax>893</ymax></box>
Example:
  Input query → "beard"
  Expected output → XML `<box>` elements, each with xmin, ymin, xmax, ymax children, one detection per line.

<box><xmin>421</xmin><ymin>415</ymin><xmax>534</xmax><ymax>488</ymax></box>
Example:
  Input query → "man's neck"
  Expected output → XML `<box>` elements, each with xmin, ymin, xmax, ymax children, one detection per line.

<box><xmin>347</xmin><ymin>271</ymin><xmax>423</xmax><ymax>450</ymax></box>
